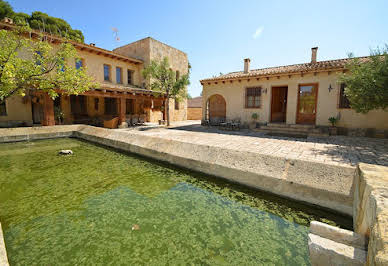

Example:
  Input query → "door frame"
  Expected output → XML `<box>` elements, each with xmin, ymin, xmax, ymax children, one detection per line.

<box><xmin>296</xmin><ymin>83</ymin><xmax>319</xmax><ymax>124</ymax></box>
<box><xmin>270</xmin><ymin>86</ymin><xmax>288</xmax><ymax>123</ymax></box>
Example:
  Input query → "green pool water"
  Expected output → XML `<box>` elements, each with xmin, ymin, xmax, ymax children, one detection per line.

<box><xmin>0</xmin><ymin>138</ymin><xmax>351</xmax><ymax>265</ymax></box>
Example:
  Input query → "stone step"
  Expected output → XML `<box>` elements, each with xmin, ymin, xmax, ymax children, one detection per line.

<box><xmin>260</xmin><ymin>126</ymin><xmax>311</xmax><ymax>133</ymax></box>
<box><xmin>289</xmin><ymin>124</ymin><xmax>316</xmax><ymax>129</ymax></box>
<box><xmin>266</xmin><ymin>123</ymin><xmax>290</xmax><ymax>128</ymax></box>
<box><xmin>308</xmin><ymin>221</ymin><xmax>367</xmax><ymax>266</ymax></box>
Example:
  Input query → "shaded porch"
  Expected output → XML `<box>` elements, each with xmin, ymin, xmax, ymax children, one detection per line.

<box><xmin>36</xmin><ymin>88</ymin><xmax>166</xmax><ymax>128</ymax></box>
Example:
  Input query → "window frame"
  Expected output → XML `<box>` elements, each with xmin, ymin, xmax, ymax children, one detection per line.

<box><xmin>116</xmin><ymin>66</ymin><xmax>123</xmax><ymax>84</ymax></box>
<box><xmin>245</xmin><ymin>87</ymin><xmax>262</xmax><ymax>109</ymax></box>
<box><xmin>338</xmin><ymin>83</ymin><xmax>351</xmax><ymax>109</ymax></box>
<box><xmin>75</xmin><ymin>58</ymin><xmax>85</xmax><ymax>70</ymax></box>
<box><xmin>103</xmin><ymin>64</ymin><xmax>111</xmax><ymax>82</ymax></box>
<box><xmin>127</xmin><ymin>69</ymin><xmax>133</xmax><ymax>85</ymax></box>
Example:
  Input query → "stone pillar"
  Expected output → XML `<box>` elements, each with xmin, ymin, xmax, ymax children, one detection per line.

<box><xmin>42</xmin><ymin>94</ymin><xmax>55</xmax><ymax>126</ymax></box>
<box><xmin>118</xmin><ymin>97</ymin><xmax>126</xmax><ymax>125</ymax></box>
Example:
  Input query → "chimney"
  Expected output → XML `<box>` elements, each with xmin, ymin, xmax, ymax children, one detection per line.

<box><xmin>244</xmin><ymin>58</ymin><xmax>251</xmax><ymax>73</ymax></box>
<box><xmin>311</xmin><ymin>47</ymin><xmax>318</xmax><ymax>64</ymax></box>
<box><xmin>89</xmin><ymin>43</ymin><xmax>96</xmax><ymax>47</ymax></box>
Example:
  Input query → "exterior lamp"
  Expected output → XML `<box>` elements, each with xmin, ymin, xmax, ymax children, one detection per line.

<box><xmin>328</xmin><ymin>84</ymin><xmax>334</xmax><ymax>92</ymax></box>
<box><xmin>262</xmin><ymin>88</ymin><xmax>268</xmax><ymax>94</ymax></box>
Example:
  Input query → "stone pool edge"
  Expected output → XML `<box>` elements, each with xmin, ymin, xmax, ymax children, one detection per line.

<box><xmin>0</xmin><ymin>223</ymin><xmax>9</xmax><ymax>266</ymax></box>
<box><xmin>0</xmin><ymin>124</ymin><xmax>354</xmax><ymax>216</ymax></box>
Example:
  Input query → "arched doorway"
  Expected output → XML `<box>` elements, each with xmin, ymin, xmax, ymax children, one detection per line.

<box><xmin>206</xmin><ymin>94</ymin><xmax>226</xmax><ymax>122</ymax></box>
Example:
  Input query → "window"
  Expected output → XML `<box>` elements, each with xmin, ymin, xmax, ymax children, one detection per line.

<box><xmin>104</xmin><ymin>64</ymin><xmax>111</xmax><ymax>81</ymax></box>
<box><xmin>94</xmin><ymin>98</ymin><xmax>99</xmax><ymax>111</ymax></box>
<box><xmin>75</xmin><ymin>58</ymin><xmax>84</xmax><ymax>69</ymax></box>
<box><xmin>0</xmin><ymin>100</ymin><xmax>7</xmax><ymax>116</ymax></box>
<box><xmin>127</xmin><ymin>70</ymin><xmax>133</xmax><ymax>85</ymax></box>
<box><xmin>116</xmin><ymin>67</ymin><xmax>122</xmax><ymax>84</ymax></box>
<box><xmin>126</xmin><ymin>99</ymin><xmax>135</xmax><ymax>114</ymax></box>
<box><xmin>339</xmin><ymin>83</ymin><xmax>350</xmax><ymax>108</ymax></box>
<box><xmin>245</xmin><ymin>87</ymin><xmax>261</xmax><ymax>108</ymax></box>
<box><xmin>175</xmin><ymin>99</ymin><xmax>179</xmax><ymax>110</ymax></box>
<box><xmin>104</xmin><ymin>98</ymin><xmax>117</xmax><ymax>115</ymax></box>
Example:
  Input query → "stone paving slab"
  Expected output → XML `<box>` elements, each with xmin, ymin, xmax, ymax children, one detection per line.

<box><xmin>116</xmin><ymin>121</ymin><xmax>388</xmax><ymax>168</ymax></box>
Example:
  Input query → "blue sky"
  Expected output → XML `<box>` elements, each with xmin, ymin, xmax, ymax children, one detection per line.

<box><xmin>9</xmin><ymin>0</ymin><xmax>388</xmax><ymax>97</ymax></box>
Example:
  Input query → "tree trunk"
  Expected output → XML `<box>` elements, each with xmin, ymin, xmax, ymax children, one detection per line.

<box><xmin>166</xmin><ymin>90</ymin><xmax>170</xmax><ymax>126</ymax></box>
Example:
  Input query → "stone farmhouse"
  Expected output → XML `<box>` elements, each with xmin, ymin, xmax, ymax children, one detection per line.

<box><xmin>200</xmin><ymin>48</ymin><xmax>388</xmax><ymax>137</ymax></box>
<box><xmin>0</xmin><ymin>20</ymin><xmax>188</xmax><ymax>128</ymax></box>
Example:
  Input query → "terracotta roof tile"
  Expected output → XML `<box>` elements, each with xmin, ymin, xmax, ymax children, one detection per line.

<box><xmin>200</xmin><ymin>56</ymin><xmax>370</xmax><ymax>82</ymax></box>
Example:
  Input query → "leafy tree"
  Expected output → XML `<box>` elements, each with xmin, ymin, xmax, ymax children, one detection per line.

<box><xmin>142</xmin><ymin>57</ymin><xmax>190</xmax><ymax>126</ymax></box>
<box><xmin>0</xmin><ymin>0</ymin><xmax>84</xmax><ymax>42</ymax></box>
<box><xmin>0</xmin><ymin>26</ymin><xmax>97</xmax><ymax>102</ymax></box>
<box><xmin>187</xmin><ymin>93</ymin><xmax>192</xmax><ymax>99</ymax></box>
<box><xmin>340</xmin><ymin>46</ymin><xmax>388</xmax><ymax>113</ymax></box>
<box><xmin>0</xmin><ymin>0</ymin><xmax>13</xmax><ymax>20</ymax></box>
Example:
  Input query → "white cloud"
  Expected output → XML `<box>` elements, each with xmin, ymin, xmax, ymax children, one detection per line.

<box><xmin>252</xmin><ymin>26</ymin><xmax>264</xmax><ymax>39</ymax></box>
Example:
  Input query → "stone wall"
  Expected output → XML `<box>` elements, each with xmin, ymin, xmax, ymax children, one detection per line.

<box><xmin>0</xmin><ymin>223</ymin><xmax>9</xmax><ymax>266</ymax></box>
<box><xmin>188</xmin><ymin>107</ymin><xmax>202</xmax><ymax>120</ymax></box>
<box><xmin>0</xmin><ymin>95</ymin><xmax>33</xmax><ymax>127</ymax></box>
<box><xmin>353</xmin><ymin>163</ymin><xmax>388</xmax><ymax>265</ymax></box>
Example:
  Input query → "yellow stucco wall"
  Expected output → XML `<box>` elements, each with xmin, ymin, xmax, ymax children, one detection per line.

<box><xmin>0</xmin><ymin>95</ymin><xmax>33</xmax><ymax>126</ymax></box>
<box><xmin>202</xmin><ymin>71</ymin><xmax>388</xmax><ymax>130</ymax></box>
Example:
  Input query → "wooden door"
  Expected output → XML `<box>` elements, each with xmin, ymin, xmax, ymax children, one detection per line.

<box><xmin>296</xmin><ymin>83</ymin><xmax>318</xmax><ymax>124</ymax></box>
<box><xmin>208</xmin><ymin>94</ymin><xmax>226</xmax><ymax>121</ymax></box>
<box><xmin>271</xmin><ymin>87</ymin><xmax>288</xmax><ymax>122</ymax></box>
<box><xmin>32</xmin><ymin>98</ymin><xmax>43</xmax><ymax>124</ymax></box>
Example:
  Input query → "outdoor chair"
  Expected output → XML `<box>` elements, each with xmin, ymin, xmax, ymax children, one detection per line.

<box><xmin>138</xmin><ymin>115</ymin><xmax>146</xmax><ymax>125</ymax></box>
<box><xmin>202</xmin><ymin>120</ymin><xmax>210</xmax><ymax>126</ymax></box>
<box><xmin>131</xmin><ymin>116</ymin><xmax>139</xmax><ymax>126</ymax></box>
<box><xmin>231</xmin><ymin>119</ymin><xmax>241</xmax><ymax>131</ymax></box>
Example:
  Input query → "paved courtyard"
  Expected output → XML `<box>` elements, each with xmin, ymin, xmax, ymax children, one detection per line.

<box><xmin>116</xmin><ymin>120</ymin><xmax>388</xmax><ymax>167</ymax></box>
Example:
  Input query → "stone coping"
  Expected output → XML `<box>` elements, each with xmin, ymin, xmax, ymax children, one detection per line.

<box><xmin>0</xmin><ymin>125</ymin><xmax>355</xmax><ymax>216</ymax></box>
<box><xmin>354</xmin><ymin>163</ymin><xmax>388</xmax><ymax>265</ymax></box>
<box><xmin>0</xmin><ymin>223</ymin><xmax>9</xmax><ymax>266</ymax></box>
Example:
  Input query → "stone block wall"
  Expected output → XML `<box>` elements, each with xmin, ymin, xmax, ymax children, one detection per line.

<box><xmin>353</xmin><ymin>163</ymin><xmax>388</xmax><ymax>265</ymax></box>
<box><xmin>188</xmin><ymin>107</ymin><xmax>202</xmax><ymax>120</ymax></box>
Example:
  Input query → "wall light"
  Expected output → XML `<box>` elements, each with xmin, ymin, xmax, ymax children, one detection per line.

<box><xmin>328</xmin><ymin>84</ymin><xmax>334</xmax><ymax>92</ymax></box>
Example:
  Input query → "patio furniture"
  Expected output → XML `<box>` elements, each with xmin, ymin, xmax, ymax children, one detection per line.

<box><xmin>231</xmin><ymin>119</ymin><xmax>241</xmax><ymax>131</ymax></box>
<box><xmin>103</xmin><ymin>117</ymin><xmax>119</xmax><ymax>129</ymax></box>
<box><xmin>131</xmin><ymin>115</ymin><xmax>139</xmax><ymax>126</ymax></box>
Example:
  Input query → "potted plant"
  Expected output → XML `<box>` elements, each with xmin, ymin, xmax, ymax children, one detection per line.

<box><xmin>328</xmin><ymin>116</ymin><xmax>338</xmax><ymax>135</ymax></box>
<box><xmin>250</xmin><ymin>113</ymin><xmax>259</xmax><ymax>129</ymax></box>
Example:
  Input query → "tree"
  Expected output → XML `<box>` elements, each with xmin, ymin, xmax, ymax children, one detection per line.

<box><xmin>0</xmin><ymin>0</ymin><xmax>13</xmax><ymax>20</ymax></box>
<box><xmin>142</xmin><ymin>57</ymin><xmax>190</xmax><ymax>126</ymax></box>
<box><xmin>339</xmin><ymin>46</ymin><xmax>388</xmax><ymax>113</ymax></box>
<box><xmin>0</xmin><ymin>26</ymin><xmax>97</xmax><ymax>102</ymax></box>
<box><xmin>0</xmin><ymin>0</ymin><xmax>84</xmax><ymax>42</ymax></box>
